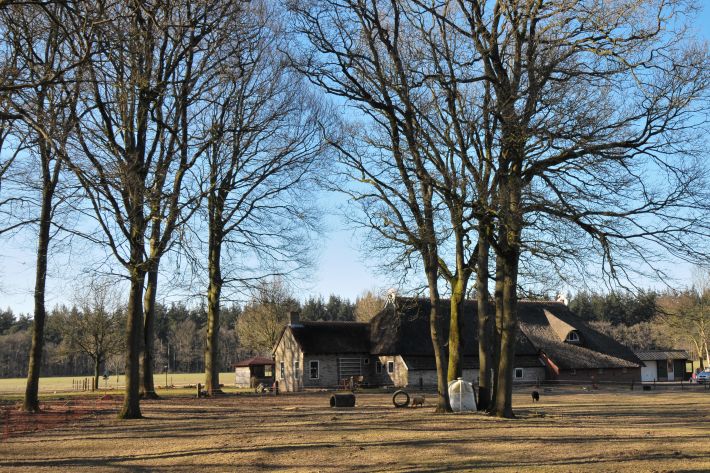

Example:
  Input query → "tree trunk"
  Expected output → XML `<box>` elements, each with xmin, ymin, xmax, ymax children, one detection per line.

<box><xmin>493</xmin><ymin>170</ymin><xmax>522</xmax><ymax>419</ymax></box>
<box><xmin>140</xmin><ymin>267</ymin><xmax>159</xmax><ymax>399</ymax></box>
<box><xmin>205</xmin><ymin>233</ymin><xmax>223</xmax><ymax>395</ymax></box>
<box><xmin>426</xmin><ymin>266</ymin><xmax>450</xmax><ymax>413</ymax></box>
<box><xmin>119</xmin><ymin>264</ymin><xmax>145</xmax><ymax>419</ymax></box>
<box><xmin>493</xmin><ymin>250</ymin><xmax>519</xmax><ymax>418</ymax></box>
<box><xmin>22</xmin><ymin>146</ymin><xmax>57</xmax><ymax>413</ymax></box>
<box><xmin>22</xmin><ymin>199</ymin><xmax>52</xmax><ymax>412</ymax></box>
<box><xmin>94</xmin><ymin>356</ymin><xmax>101</xmax><ymax>391</ymax></box>
<box><xmin>447</xmin><ymin>278</ymin><xmax>465</xmax><ymax>382</ymax></box>
<box><xmin>490</xmin><ymin>247</ymin><xmax>505</xmax><ymax>410</ymax></box>
<box><xmin>476</xmin><ymin>227</ymin><xmax>493</xmax><ymax>411</ymax></box>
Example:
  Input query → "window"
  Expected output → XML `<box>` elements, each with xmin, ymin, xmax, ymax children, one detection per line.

<box><xmin>598</xmin><ymin>368</ymin><xmax>604</xmax><ymax>374</ymax></box>
<box><xmin>571</xmin><ymin>368</ymin><xmax>576</xmax><ymax>375</ymax></box>
<box><xmin>280</xmin><ymin>362</ymin><xmax>285</xmax><ymax>379</ymax></box>
<box><xmin>387</xmin><ymin>361</ymin><xmax>395</xmax><ymax>374</ymax></box>
<box><xmin>514</xmin><ymin>368</ymin><xmax>524</xmax><ymax>379</ymax></box>
<box><xmin>363</xmin><ymin>358</ymin><xmax>370</xmax><ymax>365</ymax></box>
<box><xmin>565</xmin><ymin>331</ymin><xmax>580</xmax><ymax>342</ymax></box>
<box><xmin>309</xmin><ymin>360</ymin><xmax>319</xmax><ymax>379</ymax></box>
<box><xmin>375</xmin><ymin>361</ymin><xmax>383</xmax><ymax>374</ymax></box>
<box><xmin>265</xmin><ymin>365</ymin><xmax>273</xmax><ymax>377</ymax></box>
<box><xmin>622</xmin><ymin>367</ymin><xmax>628</xmax><ymax>374</ymax></box>
<box><xmin>294</xmin><ymin>360</ymin><xmax>300</xmax><ymax>378</ymax></box>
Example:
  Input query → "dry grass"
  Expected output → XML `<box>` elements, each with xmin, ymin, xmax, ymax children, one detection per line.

<box><xmin>1</xmin><ymin>387</ymin><xmax>709</xmax><ymax>472</ymax></box>
<box><xmin>0</xmin><ymin>373</ymin><xmax>237</xmax><ymax>395</ymax></box>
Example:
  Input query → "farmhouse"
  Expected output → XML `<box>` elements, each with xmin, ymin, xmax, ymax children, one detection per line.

<box><xmin>635</xmin><ymin>350</ymin><xmax>692</xmax><ymax>382</ymax></box>
<box><xmin>273</xmin><ymin>298</ymin><xmax>643</xmax><ymax>391</ymax></box>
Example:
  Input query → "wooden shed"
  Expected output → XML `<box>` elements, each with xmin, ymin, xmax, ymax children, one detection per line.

<box><xmin>635</xmin><ymin>350</ymin><xmax>692</xmax><ymax>382</ymax></box>
<box><xmin>234</xmin><ymin>356</ymin><xmax>275</xmax><ymax>388</ymax></box>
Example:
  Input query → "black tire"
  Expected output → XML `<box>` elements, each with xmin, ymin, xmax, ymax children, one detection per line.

<box><xmin>392</xmin><ymin>390</ymin><xmax>410</xmax><ymax>408</ymax></box>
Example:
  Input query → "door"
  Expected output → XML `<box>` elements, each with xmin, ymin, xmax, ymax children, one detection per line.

<box><xmin>656</xmin><ymin>360</ymin><xmax>668</xmax><ymax>381</ymax></box>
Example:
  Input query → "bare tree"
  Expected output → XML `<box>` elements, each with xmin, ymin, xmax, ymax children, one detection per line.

<box><xmin>198</xmin><ymin>0</ymin><xmax>326</xmax><ymax>395</ymax></box>
<box><xmin>658</xmin><ymin>269</ymin><xmax>710</xmax><ymax>368</ymax></box>
<box><xmin>59</xmin><ymin>281</ymin><xmax>124</xmax><ymax>390</ymax></box>
<box><xmin>0</xmin><ymin>2</ymin><xmax>85</xmax><ymax>412</ymax></box>
<box><xmin>420</xmin><ymin>0</ymin><xmax>710</xmax><ymax>417</ymax></box>
<box><xmin>71</xmin><ymin>0</ymin><xmax>233</xmax><ymax>417</ymax></box>
<box><xmin>289</xmin><ymin>0</ymin><xmax>498</xmax><ymax>412</ymax></box>
<box><xmin>235</xmin><ymin>279</ymin><xmax>298</xmax><ymax>356</ymax></box>
<box><xmin>354</xmin><ymin>290</ymin><xmax>386</xmax><ymax>322</ymax></box>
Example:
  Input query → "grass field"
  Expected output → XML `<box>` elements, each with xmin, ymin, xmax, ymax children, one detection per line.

<box><xmin>0</xmin><ymin>372</ymin><xmax>237</xmax><ymax>395</ymax></box>
<box><xmin>1</xmin><ymin>387</ymin><xmax>709</xmax><ymax>472</ymax></box>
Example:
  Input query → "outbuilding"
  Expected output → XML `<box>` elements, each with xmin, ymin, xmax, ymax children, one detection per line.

<box><xmin>234</xmin><ymin>356</ymin><xmax>275</xmax><ymax>388</ymax></box>
<box><xmin>635</xmin><ymin>350</ymin><xmax>692</xmax><ymax>382</ymax></box>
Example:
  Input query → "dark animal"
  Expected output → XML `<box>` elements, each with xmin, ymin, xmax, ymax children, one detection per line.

<box><xmin>411</xmin><ymin>395</ymin><xmax>425</xmax><ymax>408</ymax></box>
<box><xmin>531</xmin><ymin>390</ymin><xmax>540</xmax><ymax>403</ymax></box>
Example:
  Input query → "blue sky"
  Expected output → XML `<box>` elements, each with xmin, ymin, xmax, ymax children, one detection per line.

<box><xmin>1</xmin><ymin>8</ymin><xmax>710</xmax><ymax>314</ymax></box>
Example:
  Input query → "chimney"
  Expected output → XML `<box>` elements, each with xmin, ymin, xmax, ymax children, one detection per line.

<box><xmin>289</xmin><ymin>311</ymin><xmax>300</xmax><ymax>325</ymax></box>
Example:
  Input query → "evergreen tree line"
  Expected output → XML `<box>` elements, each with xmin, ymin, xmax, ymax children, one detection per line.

<box><xmin>0</xmin><ymin>292</ymin><xmax>364</xmax><ymax>380</ymax></box>
<box><xmin>3</xmin><ymin>284</ymin><xmax>708</xmax><ymax>382</ymax></box>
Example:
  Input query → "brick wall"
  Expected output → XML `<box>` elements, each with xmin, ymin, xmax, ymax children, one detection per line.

<box><xmin>273</xmin><ymin>328</ymin><xmax>303</xmax><ymax>392</ymax></box>
<box><xmin>555</xmin><ymin>367</ymin><xmax>641</xmax><ymax>384</ymax></box>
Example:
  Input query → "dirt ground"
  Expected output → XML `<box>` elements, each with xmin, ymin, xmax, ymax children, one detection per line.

<box><xmin>1</xmin><ymin>387</ymin><xmax>709</xmax><ymax>472</ymax></box>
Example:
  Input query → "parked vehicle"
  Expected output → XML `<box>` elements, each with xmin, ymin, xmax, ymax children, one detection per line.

<box><xmin>696</xmin><ymin>369</ymin><xmax>710</xmax><ymax>384</ymax></box>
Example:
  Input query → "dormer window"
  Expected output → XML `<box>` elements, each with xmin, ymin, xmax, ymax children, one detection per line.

<box><xmin>565</xmin><ymin>331</ymin><xmax>580</xmax><ymax>343</ymax></box>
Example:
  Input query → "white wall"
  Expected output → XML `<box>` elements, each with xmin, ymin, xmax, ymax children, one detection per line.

<box><xmin>641</xmin><ymin>361</ymin><xmax>657</xmax><ymax>382</ymax></box>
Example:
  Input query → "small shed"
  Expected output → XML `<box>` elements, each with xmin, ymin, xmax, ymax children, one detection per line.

<box><xmin>635</xmin><ymin>350</ymin><xmax>692</xmax><ymax>382</ymax></box>
<box><xmin>234</xmin><ymin>356</ymin><xmax>275</xmax><ymax>388</ymax></box>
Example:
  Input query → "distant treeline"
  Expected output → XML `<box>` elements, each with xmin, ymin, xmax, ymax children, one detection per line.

<box><xmin>0</xmin><ymin>294</ymin><xmax>359</xmax><ymax>379</ymax></box>
<box><xmin>2</xmin><ymin>287</ymin><xmax>707</xmax><ymax>380</ymax></box>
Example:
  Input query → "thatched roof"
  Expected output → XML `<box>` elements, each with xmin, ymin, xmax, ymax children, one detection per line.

<box><xmin>288</xmin><ymin>321</ymin><xmax>370</xmax><ymax>354</ymax></box>
<box><xmin>635</xmin><ymin>350</ymin><xmax>691</xmax><ymax>361</ymax></box>
<box><xmin>369</xmin><ymin>298</ymin><xmax>538</xmax><ymax>357</ymax></box>
<box><xmin>277</xmin><ymin>297</ymin><xmax>642</xmax><ymax>371</ymax></box>
<box><xmin>371</xmin><ymin>297</ymin><xmax>642</xmax><ymax>370</ymax></box>
<box><xmin>516</xmin><ymin>302</ymin><xmax>642</xmax><ymax>369</ymax></box>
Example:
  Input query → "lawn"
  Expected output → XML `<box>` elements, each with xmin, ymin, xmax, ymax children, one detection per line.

<box><xmin>1</xmin><ymin>387</ymin><xmax>709</xmax><ymax>472</ymax></box>
<box><xmin>0</xmin><ymin>372</ymin><xmax>237</xmax><ymax>395</ymax></box>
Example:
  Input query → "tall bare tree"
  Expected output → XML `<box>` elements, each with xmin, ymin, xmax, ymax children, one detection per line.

<box><xmin>0</xmin><ymin>2</ymin><xmax>85</xmax><ymax>412</ymax></box>
<box><xmin>289</xmin><ymin>0</ymin><xmax>498</xmax><ymax>411</ymax></box>
<box><xmin>72</xmin><ymin>0</ymin><xmax>233</xmax><ymax>417</ymax></box>
<box><xmin>199</xmin><ymin>0</ymin><xmax>326</xmax><ymax>394</ymax></box>
<box><xmin>425</xmin><ymin>0</ymin><xmax>710</xmax><ymax>417</ymax></box>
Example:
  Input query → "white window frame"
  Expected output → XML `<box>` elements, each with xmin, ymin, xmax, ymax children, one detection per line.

<box><xmin>566</xmin><ymin>331</ymin><xmax>580</xmax><ymax>342</ymax></box>
<box><xmin>280</xmin><ymin>362</ymin><xmax>285</xmax><ymax>379</ymax></box>
<box><xmin>387</xmin><ymin>361</ymin><xmax>395</xmax><ymax>374</ymax></box>
<box><xmin>309</xmin><ymin>360</ymin><xmax>319</xmax><ymax>380</ymax></box>
<box><xmin>514</xmin><ymin>368</ymin><xmax>524</xmax><ymax>379</ymax></box>
<box><xmin>375</xmin><ymin>360</ymin><xmax>383</xmax><ymax>374</ymax></box>
<box><xmin>294</xmin><ymin>360</ymin><xmax>300</xmax><ymax>377</ymax></box>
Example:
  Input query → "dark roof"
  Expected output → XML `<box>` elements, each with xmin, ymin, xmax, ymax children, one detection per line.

<box><xmin>634</xmin><ymin>350</ymin><xmax>691</xmax><ymax>361</ymax></box>
<box><xmin>288</xmin><ymin>321</ymin><xmax>370</xmax><ymax>354</ymax></box>
<box><xmin>370</xmin><ymin>297</ymin><xmax>641</xmax><ymax>370</ymax></box>
<box><xmin>369</xmin><ymin>298</ymin><xmax>537</xmax><ymax>357</ymax></box>
<box><xmin>516</xmin><ymin>302</ymin><xmax>642</xmax><ymax>370</ymax></box>
<box><xmin>234</xmin><ymin>356</ymin><xmax>274</xmax><ymax>367</ymax></box>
